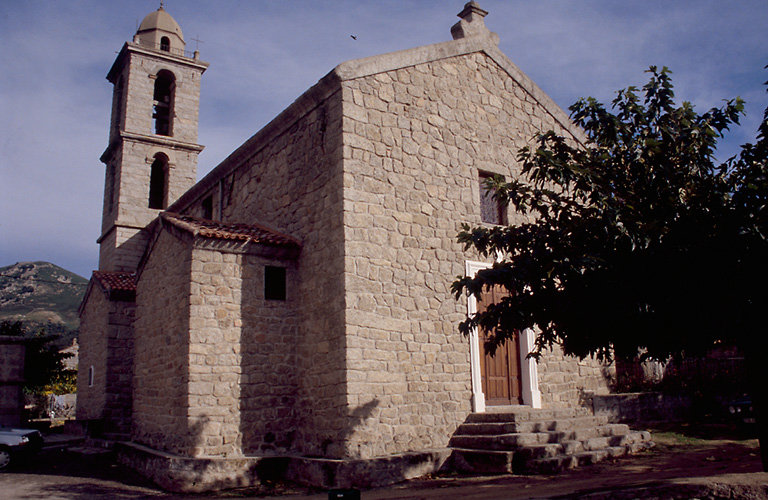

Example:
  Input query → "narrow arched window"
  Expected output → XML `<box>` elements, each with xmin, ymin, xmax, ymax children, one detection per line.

<box><xmin>113</xmin><ymin>77</ymin><xmax>123</xmax><ymax>136</ymax></box>
<box><xmin>160</xmin><ymin>36</ymin><xmax>170</xmax><ymax>52</ymax></box>
<box><xmin>148</xmin><ymin>154</ymin><xmax>168</xmax><ymax>209</ymax></box>
<box><xmin>152</xmin><ymin>70</ymin><xmax>175</xmax><ymax>136</ymax></box>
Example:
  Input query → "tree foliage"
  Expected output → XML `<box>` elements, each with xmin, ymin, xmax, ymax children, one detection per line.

<box><xmin>0</xmin><ymin>320</ymin><xmax>77</xmax><ymax>395</ymax></box>
<box><xmin>453</xmin><ymin>66</ymin><xmax>767</xmax><ymax>363</ymax></box>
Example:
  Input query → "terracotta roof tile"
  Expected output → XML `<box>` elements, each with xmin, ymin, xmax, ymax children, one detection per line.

<box><xmin>161</xmin><ymin>212</ymin><xmax>301</xmax><ymax>248</ymax></box>
<box><xmin>92</xmin><ymin>271</ymin><xmax>137</xmax><ymax>292</ymax></box>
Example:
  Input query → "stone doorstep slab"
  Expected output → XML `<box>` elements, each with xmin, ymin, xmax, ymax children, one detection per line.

<box><xmin>466</xmin><ymin>407</ymin><xmax>592</xmax><ymax>423</ymax></box>
<box><xmin>456</xmin><ymin>415</ymin><xmax>611</xmax><ymax>435</ymax></box>
<box><xmin>115</xmin><ymin>441</ymin><xmax>452</xmax><ymax>493</ymax></box>
<box><xmin>455</xmin><ymin>417</ymin><xmax>619</xmax><ymax>437</ymax></box>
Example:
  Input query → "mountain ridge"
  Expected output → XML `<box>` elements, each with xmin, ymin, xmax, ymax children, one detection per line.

<box><xmin>0</xmin><ymin>261</ymin><xmax>88</xmax><ymax>331</ymax></box>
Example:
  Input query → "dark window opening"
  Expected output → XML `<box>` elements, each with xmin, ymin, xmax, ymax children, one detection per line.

<box><xmin>88</xmin><ymin>366</ymin><xmax>94</xmax><ymax>387</ymax></box>
<box><xmin>152</xmin><ymin>70</ymin><xmax>175</xmax><ymax>136</ymax></box>
<box><xmin>113</xmin><ymin>77</ymin><xmax>123</xmax><ymax>135</ymax></box>
<box><xmin>201</xmin><ymin>195</ymin><xmax>213</xmax><ymax>219</ymax></box>
<box><xmin>264</xmin><ymin>266</ymin><xmax>286</xmax><ymax>301</ymax></box>
<box><xmin>160</xmin><ymin>36</ymin><xmax>170</xmax><ymax>52</ymax></box>
<box><xmin>479</xmin><ymin>171</ymin><xmax>506</xmax><ymax>225</ymax></box>
<box><xmin>148</xmin><ymin>154</ymin><xmax>168</xmax><ymax>209</ymax></box>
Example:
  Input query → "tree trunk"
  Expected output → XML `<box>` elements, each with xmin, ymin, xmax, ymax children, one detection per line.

<box><xmin>745</xmin><ymin>349</ymin><xmax>768</xmax><ymax>471</ymax></box>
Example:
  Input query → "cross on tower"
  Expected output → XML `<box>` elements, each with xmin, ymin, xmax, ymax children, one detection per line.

<box><xmin>191</xmin><ymin>35</ymin><xmax>204</xmax><ymax>52</ymax></box>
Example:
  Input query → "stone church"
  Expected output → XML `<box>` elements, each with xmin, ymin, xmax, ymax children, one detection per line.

<box><xmin>77</xmin><ymin>2</ymin><xmax>651</xmax><ymax>492</ymax></box>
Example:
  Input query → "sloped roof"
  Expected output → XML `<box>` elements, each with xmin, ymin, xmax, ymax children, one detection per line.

<box><xmin>79</xmin><ymin>271</ymin><xmax>136</xmax><ymax>313</ymax></box>
<box><xmin>92</xmin><ymin>271</ymin><xmax>137</xmax><ymax>293</ymax></box>
<box><xmin>160</xmin><ymin>212</ymin><xmax>301</xmax><ymax>248</ymax></box>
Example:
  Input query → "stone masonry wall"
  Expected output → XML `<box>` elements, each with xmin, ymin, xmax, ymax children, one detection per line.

<box><xmin>104</xmin><ymin>300</ymin><xmax>136</xmax><ymax>436</ymax></box>
<box><xmin>77</xmin><ymin>289</ymin><xmax>109</xmax><ymax>421</ymax></box>
<box><xmin>339</xmin><ymin>51</ymin><xmax>586</xmax><ymax>458</ymax></box>
<box><xmin>177</xmin><ymin>89</ymin><xmax>347</xmax><ymax>458</ymax></box>
<box><xmin>0</xmin><ymin>338</ymin><xmax>26</xmax><ymax>426</ymax></box>
<box><xmin>133</xmin><ymin>228</ymin><xmax>193</xmax><ymax>455</ymax></box>
<box><xmin>121</xmin><ymin>49</ymin><xmax>204</xmax><ymax>144</ymax></box>
<box><xmin>186</xmin><ymin>246</ymin><xmax>243</xmax><ymax>457</ymax></box>
<box><xmin>100</xmin><ymin>48</ymin><xmax>203</xmax><ymax>272</ymax></box>
<box><xmin>99</xmin><ymin>225</ymin><xmax>151</xmax><ymax>273</ymax></box>
<box><xmin>238</xmin><ymin>254</ymin><xmax>299</xmax><ymax>456</ymax></box>
<box><xmin>76</xmin><ymin>286</ymin><xmax>136</xmax><ymax>435</ymax></box>
<box><xmin>537</xmin><ymin>344</ymin><xmax>613</xmax><ymax>409</ymax></box>
<box><xmin>114</xmin><ymin>140</ymin><xmax>199</xmax><ymax>227</ymax></box>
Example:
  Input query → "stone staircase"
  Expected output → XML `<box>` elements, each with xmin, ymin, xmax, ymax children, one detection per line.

<box><xmin>449</xmin><ymin>406</ymin><xmax>653</xmax><ymax>474</ymax></box>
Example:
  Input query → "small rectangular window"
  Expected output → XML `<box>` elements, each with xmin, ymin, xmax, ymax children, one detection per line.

<box><xmin>264</xmin><ymin>266</ymin><xmax>286</xmax><ymax>301</ymax></box>
<box><xmin>201</xmin><ymin>196</ymin><xmax>213</xmax><ymax>219</ymax></box>
<box><xmin>479</xmin><ymin>171</ymin><xmax>506</xmax><ymax>225</ymax></box>
<box><xmin>88</xmin><ymin>365</ymin><xmax>94</xmax><ymax>387</ymax></box>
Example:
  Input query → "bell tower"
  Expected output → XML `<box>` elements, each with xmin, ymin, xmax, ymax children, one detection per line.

<box><xmin>98</xmin><ymin>6</ymin><xmax>208</xmax><ymax>272</ymax></box>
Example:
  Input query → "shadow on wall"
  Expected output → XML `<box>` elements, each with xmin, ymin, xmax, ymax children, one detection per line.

<box><xmin>576</xmin><ymin>361</ymin><xmax>617</xmax><ymax>410</ymax></box>
<box><xmin>186</xmin><ymin>413</ymin><xmax>210</xmax><ymax>456</ymax></box>
<box><xmin>239</xmin><ymin>256</ymin><xmax>300</xmax><ymax>456</ymax></box>
<box><xmin>321</xmin><ymin>398</ymin><xmax>380</xmax><ymax>458</ymax></box>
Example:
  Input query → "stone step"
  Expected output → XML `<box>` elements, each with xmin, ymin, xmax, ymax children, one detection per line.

<box><xmin>452</xmin><ymin>438</ymin><xmax>655</xmax><ymax>475</ymax></box>
<box><xmin>455</xmin><ymin>415</ymin><xmax>611</xmax><ymax>435</ymax></box>
<box><xmin>450</xmin><ymin>448</ymin><xmax>516</xmax><ymax>474</ymax></box>
<box><xmin>523</xmin><ymin>441</ymin><xmax>654</xmax><ymax>474</ymax></box>
<box><xmin>552</xmin><ymin>423</ymin><xmax>630</xmax><ymax>443</ymax></box>
<box><xmin>465</xmin><ymin>406</ymin><xmax>592</xmax><ymax>424</ymax></box>
<box><xmin>451</xmin><ymin>441</ymin><xmax>653</xmax><ymax>474</ymax></box>
<box><xmin>449</xmin><ymin>408</ymin><xmax>654</xmax><ymax>475</ymax></box>
<box><xmin>449</xmin><ymin>423</ymin><xmax>633</xmax><ymax>450</ymax></box>
<box><xmin>449</xmin><ymin>432</ymin><xmax>550</xmax><ymax>451</ymax></box>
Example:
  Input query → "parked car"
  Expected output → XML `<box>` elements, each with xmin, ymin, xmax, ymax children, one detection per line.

<box><xmin>0</xmin><ymin>427</ymin><xmax>43</xmax><ymax>469</ymax></box>
<box><xmin>727</xmin><ymin>396</ymin><xmax>755</xmax><ymax>425</ymax></box>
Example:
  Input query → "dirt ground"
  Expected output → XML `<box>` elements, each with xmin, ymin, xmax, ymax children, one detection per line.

<box><xmin>1</xmin><ymin>423</ymin><xmax>766</xmax><ymax>499</ymax></box>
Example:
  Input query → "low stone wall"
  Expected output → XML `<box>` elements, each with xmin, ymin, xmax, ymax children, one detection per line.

<box><xmin>592</xmin><ymin>392</ymin><xmax>691</xmax><ymax>424</ymax></box>
<box><xmin>116</xmin><ymin>441</ymin><xmax>451</xmax><ymax>492</ymax></box>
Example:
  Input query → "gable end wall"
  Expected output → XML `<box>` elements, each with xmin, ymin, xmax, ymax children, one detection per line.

<box><xmin>340</xmin><ymin>50</ymin><xmax>609</xmax><ymax>458</ymax></box>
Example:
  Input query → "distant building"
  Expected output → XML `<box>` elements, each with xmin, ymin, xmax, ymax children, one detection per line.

<box><xmin>0</xmin><ymin>336</ymin><xmax>27</xmax><ymax>426</ymax></box>
<box><xmin>78</xmin><ymin>2</ymin><xmax>649</xmax><ymax>492</ymax></box>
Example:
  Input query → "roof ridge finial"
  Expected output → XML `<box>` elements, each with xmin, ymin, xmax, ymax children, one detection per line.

<box><xmin>451</xmin><ymin>1</ymin><xmax>498</xmax><ymax>44</ymax></box>
<box><xmin>159</xmin><ymin>0</ymin><xmax>165</xmax><ymax>10</ymax></box>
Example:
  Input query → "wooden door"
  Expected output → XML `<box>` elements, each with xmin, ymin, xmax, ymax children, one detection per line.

<box><xmin>477</xmin><ymin>285</ymin><xmax>523</xmax><ymax>405</ymax></box>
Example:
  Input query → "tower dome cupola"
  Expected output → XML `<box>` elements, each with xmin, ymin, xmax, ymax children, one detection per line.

<box><xmin>134</xmin><ymin>7</ymin><xmax>185</xmax><ymax>54</ymax></box>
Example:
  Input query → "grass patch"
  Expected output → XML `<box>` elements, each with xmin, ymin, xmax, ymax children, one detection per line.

<box><xmin>651</xmin><ymin>431</ymin><xmax>708</xmax><ymax>446</ymax></box>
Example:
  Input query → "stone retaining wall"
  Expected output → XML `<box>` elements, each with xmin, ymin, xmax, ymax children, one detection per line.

<box><xmin>537</xmin><ymin>345</ymin><xmax>614</xmax><ymax>409</ymax></box>
<box><xmin>592</xmin><ymin>392</ymin><xmax>692</xmax><ymax>424</ymax></box>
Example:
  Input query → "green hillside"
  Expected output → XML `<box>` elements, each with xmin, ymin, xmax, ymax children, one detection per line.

<box><xmin>0</xmin><ymin>261</ymin><xmax>88</xmax><ymax>332</ymax></box>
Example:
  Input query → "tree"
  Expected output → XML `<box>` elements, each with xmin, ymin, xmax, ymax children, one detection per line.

<box><xmin>0</xmin><ymin>321</ymin><xmax>76</xmax><ymax>396</ymax></box>
<box><xmin>452</xmin><ymin>66</ymin><xmax>768</xmax><ymax>468</ymax></box>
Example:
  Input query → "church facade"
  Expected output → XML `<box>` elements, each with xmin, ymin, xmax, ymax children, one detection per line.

<box><xmin>78</xmin><ymin>3</ymin><xmax>621</xmax><ymax>491</ymax></box>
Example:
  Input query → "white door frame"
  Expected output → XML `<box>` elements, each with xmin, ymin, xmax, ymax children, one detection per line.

<box><xmin>465</xmin><ymin>260</ymin><xmax>541</xmax><ymax>412</ymax></box>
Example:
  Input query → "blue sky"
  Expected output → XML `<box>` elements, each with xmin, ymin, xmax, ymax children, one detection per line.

<box><xmin>1</xmin><ymin>1</ymin><xmax>765</xmax><ymax>278</ymax></box>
